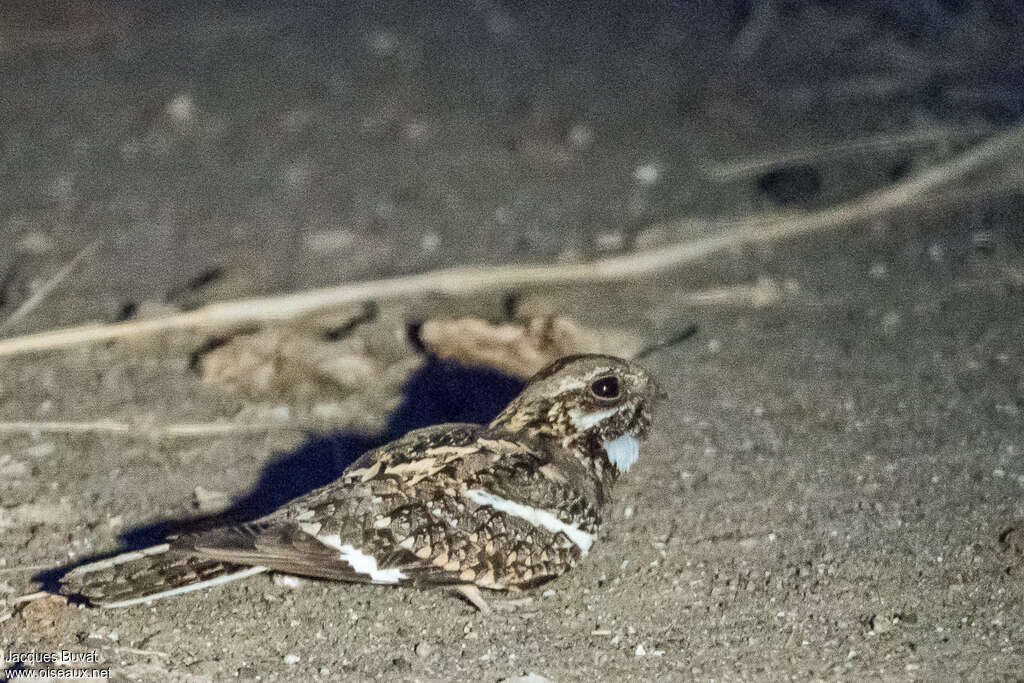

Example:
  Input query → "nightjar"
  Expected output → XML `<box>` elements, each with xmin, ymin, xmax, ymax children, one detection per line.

<box><xmin>61</xmin><ymin>353</ymin><xmax>662</xmax><ymax>611</ymax></box>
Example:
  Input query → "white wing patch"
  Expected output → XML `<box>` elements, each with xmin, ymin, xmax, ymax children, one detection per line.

<box><xmin>602</xmin><ymin>434</ymin><xmax>639</xmax><ymax>472</ymax></box>
<box><xmin>569</xmin><ymin>407</ymin><xmax>618</xmax><ymax>431</ymax></box>
<box><xmin>463</xmin><ymin>489</ymin><xmax>595</xmax><ymax>556</ymax></box>
<box><xmin>317</xmin><ymin>534</ymin><xmax>406</xmax><ymax>583</ymax></box>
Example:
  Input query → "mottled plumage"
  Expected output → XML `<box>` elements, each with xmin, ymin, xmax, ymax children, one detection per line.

<box><xmin>61</xmin><ymin>354</ymin><xmax>661</xmax><ymax>609</ymax></box>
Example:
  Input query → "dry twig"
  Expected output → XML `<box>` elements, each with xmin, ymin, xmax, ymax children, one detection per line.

<box><xmin>0</xmin><ymin>240</ymin><xmax>99</xmax><ymax>335</ymax></box>
<box><xmin>669</xmin><ymin>278</ymin><xmax>784</xmax><ymax>308</ymax></box>
<box><xmin>0</xmin><ymin>564</ymin><xmax>52</xmax><ymax>574</ymax></box>
<box><xmin>706</xmin><ymin>125</ymin><xmax>991</xmax><ymax>181</ymax></box>
<box><xmin>108</xmin><ymin>647</ymin><xmax>171</xmax><ymax>659</ymax></box>
<box><xmin>0</xmin><ymin>420</ymin><xmax>311</xmax><ymax>438</ymax></box>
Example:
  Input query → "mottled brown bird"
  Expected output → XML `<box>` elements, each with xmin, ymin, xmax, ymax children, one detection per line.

<box><xmin>61</xmin><ymin>354</ymin><xmax>661</xmax><ymax>611</ymax></box>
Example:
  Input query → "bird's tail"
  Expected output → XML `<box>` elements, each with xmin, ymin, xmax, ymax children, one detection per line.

<box><xmin>60</xmin><ymin>543</ymin><xmax>267</xmax><ymax>608</ymax></box>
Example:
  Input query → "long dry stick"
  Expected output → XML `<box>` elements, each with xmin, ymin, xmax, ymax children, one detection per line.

<box><xmin>0</xmin><ymin>120</ymin><xmax>1022</xmax><ymax>360</ymax></box>
<box><xmin>0</xmin><ymin>420</ymin><xmax>312</xmax><ymax>437</ymax></box>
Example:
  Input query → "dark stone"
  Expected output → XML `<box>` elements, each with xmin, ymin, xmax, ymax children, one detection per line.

<box><xmin>756</xmin><ymin>165</ymin><xmax>822</xmax><ymax>206</ymax></box>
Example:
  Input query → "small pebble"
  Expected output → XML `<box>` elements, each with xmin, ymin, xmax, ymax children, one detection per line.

<box><xmin>193</xmin><ymin>486</ymin><xmax>230</xmax><ymax>513</ymax></box>
<box><xmin>595</xmin><ymin>231</ymin><xmax>624</xmax><ymax>251</ymax></box>
<box><xmin>403</xmin><ymin>119</ymin><xmax>429</xmax><ymax>141</ymax></box>
<box><xmin>273</xmin><ymin>575</ymin><xmax>306</xmax><ymax>590</ymax></box>
<box><xmin>420</xmin><ymin>232</ymin><xmax>441</xmax><ymax>253</ymax></box>
<box><xmin>166</xmin><ymin>93</ymin><xmax>197</xmax><ymax>125</ymax></box>
<box><xmin>0</xmin><ymin>456</ymin><xmax>30</xmax><ymax>479</ymax></box>
<box><xmin>16</xmin><ymin>231</ymin><xmax>55</xmax><ymax>254</ymax></box>
<box><xmin>26</xmin><ymin>442</ymin><xmax>56</xmax><ymax>459</ymax></box>
<box><xmin>415</xmin><ymin>641</ymin><xmax>433</xmax><ymax>658</ymax></box>
<box><xmin>283</xmin><ymin>654</ymin><xmax>300</xmax><ymax>665</ymax></box>
<box><xmin>756</xmin><ymin>165</ymin><xmax>821</xmax><ymax>205</ymax></box>
<box><xmin>567</xmin><ymin>123</ymin><xmax>594</xmax><ymax>150</ymax></box>
<box><xmin>633</xmin><ymin>163</ymin><xmax>662</xmax><ymax>186</ymax></box>
<box><xmin>367</xmin><ymin>30</ymin><xmax>398</xmax><ymax>56</ymax></box>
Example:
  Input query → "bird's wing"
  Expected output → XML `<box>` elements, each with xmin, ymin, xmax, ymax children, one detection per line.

<box><xmin>172</xmin><ymin>520</ymin><xmax>421</xmax><ymax>584</ymax></box>
<box><xmin>181</xmin><ymin>424</ymin><xmax>602</xmax><ymax>589</ymax></box>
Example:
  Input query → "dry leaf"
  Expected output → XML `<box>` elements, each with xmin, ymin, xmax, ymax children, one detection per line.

<box><xmin>198</xmin><ymin>311</ymin><xmax>422</xmax><ymax>430</ymax></box>
<box><xmin>417</xmin><ymin>316</ymin><xmax>644</xmax><ymax>378</ymax></box>
<box><xmin>19</xmin><ymin>594</ymin><xmax>69</xmax><ymax>642</ymax></box>
<box><xmin>1000</xmin><ymin>523</ymin><xmax>1024</xmax><ymax>574</ymax></box>
<box><xmin>200</xmin><ymin>309</ymin><xmax>416</xmax><ymax>399</ymax></box>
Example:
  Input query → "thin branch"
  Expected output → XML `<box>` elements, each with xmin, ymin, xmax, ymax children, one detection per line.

<box><xmin>0</xmin><ymin>420</ymin><xmax>312</xmax><ymax>437</ymax></box>
<box><xmin>0</xmin><ymin>564</ymin><xmax>52</xmax><ymax>573</ymax></box>
<box><xmin>729</xmin><ymin>0</ymin><xmax>777</xmax><ymax>62</ymax></box>
<box><xmin>0</xmin><ymin>420</ymin><xmax>132</xmax><ymax>435</ymax></box>
<box><xmin>108</xmin><ymin>647</ymin><xmax>171</xmax><ymax>659</ymax></box>
<box><xmin>670</xmin><ymin>278</ymin><xmax>783</xmax><ymax>308</ymax></box>
<box><xmin>161</xmin><ymin>422</ymin><xmax>311</xmax><ymax>436</ymax></box>
<box><xmin>0</xmin><ymin>120</ymin><xmax>1022</xmax><ymax>360</ymax></box>
<box><xmin>0</xmin><ymin>240</ymin><xmax>100</xmax><ymax>335</ymax></box>
<box><xmin>11</xmin><ymin>591</ymin><xmax>50</xmax><ymax>605</ymax></box>
<box><xmin>706</xmin><ymin>125</ymin><xmax>991</xmax><ymax>181</ymax></box>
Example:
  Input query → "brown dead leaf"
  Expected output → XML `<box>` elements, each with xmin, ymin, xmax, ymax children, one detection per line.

<box><xmin>198</xmin><ymin>311</ymin><xmax>422</xmax><ymax>430</ymax></box>
<box><xmin>417</xmin><ymin>315</ymin><xmax>644</xmax><ymax>378</ymax></box>
<box><xmin>999</xmin><ymin>523</ymin><xmax>1024</xmax><ymax>574</ymax></box>
<box><xmin>19</xmin><ymin>594</ymin><xmax>69</xmax><ymax>642</ymax></box>
<box><xmin>199</xmin><ymin>306</ymin><xmax>417</xmax><ymax>400</ymax></box>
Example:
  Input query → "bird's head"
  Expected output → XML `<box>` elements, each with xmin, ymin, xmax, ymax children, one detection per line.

<box><xmin>489</xmin><ymin>354</ymin><xmax>663</xmax><ymax>474</ymax></box>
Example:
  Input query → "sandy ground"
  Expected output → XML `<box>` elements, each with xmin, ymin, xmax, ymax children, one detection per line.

<box><xmin>2</xmin><ymin>2</ymin><xmax>1024</xmax><ymax>681</ymax></box>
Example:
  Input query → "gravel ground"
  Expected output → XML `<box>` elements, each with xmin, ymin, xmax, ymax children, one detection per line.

<box><xmin>2</xmin><ymin>2</ymin><xmax>1023</xmax><ymax>681</ymax></box>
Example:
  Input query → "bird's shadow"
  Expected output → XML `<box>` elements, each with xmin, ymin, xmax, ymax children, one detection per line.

<box><xmin>34</xmin><ymin>357</ymin><xmax>524</xmax><ymax>593</ymax></box>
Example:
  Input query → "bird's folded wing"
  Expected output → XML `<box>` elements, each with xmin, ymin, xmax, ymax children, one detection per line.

<box><xmin>176</xmin><ymin>522</ymin><xmax>432</xmax><ymax>584</ymax></box>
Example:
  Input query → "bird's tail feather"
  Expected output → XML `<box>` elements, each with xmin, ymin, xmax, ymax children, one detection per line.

<box><xmin>60</xmin><ymin>543</ymin><xmax>266</xmax><ymax>608</ymax></box>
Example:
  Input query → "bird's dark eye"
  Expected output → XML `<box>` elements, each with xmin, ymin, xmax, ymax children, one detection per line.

<box><xmin>590</xmin><ymin>375</ymin><xmax>620</xmax><ymax>400</ymax></box>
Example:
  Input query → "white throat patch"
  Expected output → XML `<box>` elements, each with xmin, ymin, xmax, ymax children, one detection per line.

<box><xmin>603</xmin><ymin>434</ymin><xmax>640</xmax><ymax>472</ymax></box>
